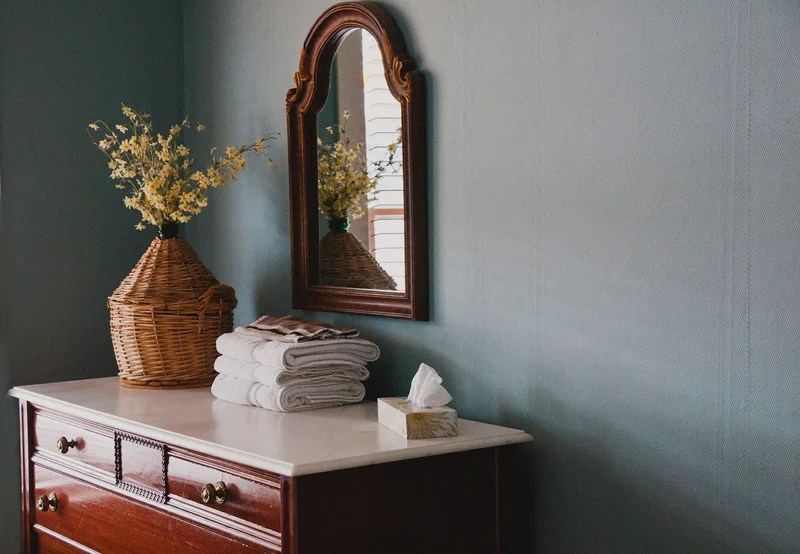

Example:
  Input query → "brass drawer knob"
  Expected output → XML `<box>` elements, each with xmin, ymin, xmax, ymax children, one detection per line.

<box><xmin>56</xmin><ymin>436</ymin><xmax>77</xmax><ymax>454</ymax></box>
<box><xmin>200</xmin><ymin>481</ymin><xmax>227</xmax><ymax>505</ymax></box>
<box><xmin>36</xmin><ymin>492</ymin><xmax>58</xmax><ymax>512</ymax></box>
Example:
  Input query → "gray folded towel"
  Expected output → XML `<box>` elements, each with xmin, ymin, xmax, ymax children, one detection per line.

<box><xmin>211</xmin><ymin>373</ymin><xmax>365</xmax><ymax>412</ymax></box>
<box><xmin>216</xmin><ymin>332</ymin><xmax>380</xmax><ymax>368</ymax></box>
<box><xmin>213</xmin><ymin>355</ymin><xmax>369</xmax><ymax>386</ymax></box>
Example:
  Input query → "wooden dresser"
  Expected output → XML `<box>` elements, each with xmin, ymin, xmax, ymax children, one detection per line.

<box><xmin>11</xmin><ymin>377</ymin><xmax>532</xmax><ymax>553</ymax></box>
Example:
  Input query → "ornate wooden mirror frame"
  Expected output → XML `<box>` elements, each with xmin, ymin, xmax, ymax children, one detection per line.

<box><xmin>286</xmin><ymin>2</ymin><xmax>428</xmax><ymax>320</ymax></box>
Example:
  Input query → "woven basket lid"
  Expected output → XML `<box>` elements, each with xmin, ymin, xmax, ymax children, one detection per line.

<box><xmin>320</xmin><ymin>231</ymin><xmax>397</xmax><ymax>290</ymax></box>
<box><xmin>110</xmin><ymin>237</ymin><xmax>221</xmax><ymax>307</ymax></box>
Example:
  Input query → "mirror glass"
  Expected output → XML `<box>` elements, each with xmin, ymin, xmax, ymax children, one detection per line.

<box><xmin>315</xmin><ymin>29</ymin><xmax>405</xmax><ymax>292</ymax></box>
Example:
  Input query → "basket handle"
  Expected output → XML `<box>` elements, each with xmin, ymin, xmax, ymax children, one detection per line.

<box><xmin>197</xmin><ymin>284</ymin><xmax>237</xmax><ymax>313</ymax></box>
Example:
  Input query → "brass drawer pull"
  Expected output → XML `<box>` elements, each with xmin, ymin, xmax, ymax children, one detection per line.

<box><xmin>56</xmin><ymin>436</ymin><xmax>77</xmax><ymax>454</ymax></box>
<box><xmin>36</xmin><ymin>492</ymin><xmax>58</xmax><ymax>512</ymax></box>
<box><xmin>200</xmin><ymin>481</ymin><xmax>227</xmax><ymax>505</ymax></box>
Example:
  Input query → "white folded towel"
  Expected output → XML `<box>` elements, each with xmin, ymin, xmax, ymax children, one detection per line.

<box><xmin>216</xmin><ymin>332</ymin><xmax>380</xmax><ymax>368</ymax></box>
<box><xmin>215</xmin><ymin>333</ymin><xmax>264</xmax><ymax>362</ymax></box>
<box><xmin>211</xmin><ymin>373</ymin><xmax>365</xmax><ymax>412</ymax></box>
<box><xmin>213</xmin><ymin>356</ymin><xmax>369</xmax><ymax>386</ymax></box>
<box><xmin>211</xmin><ymin>372</ymin><xmax>253</xmax><ymax>405</ymax></box>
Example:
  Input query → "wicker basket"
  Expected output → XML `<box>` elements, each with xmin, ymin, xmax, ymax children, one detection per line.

<box><xmin>320</xmin><ymin>231</ymin><xmax>397</xmax><ymax>290</ymax></box>
<box><xmin>108</xmin><ymin>237</ymin><xmax>237</xmax><ymax>389</ymax></box>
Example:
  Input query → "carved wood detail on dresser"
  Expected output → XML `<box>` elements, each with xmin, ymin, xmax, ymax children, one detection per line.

<box><xmin>13</xmin><ymin>378</ymin><xmax>532</xmax><ymax>553</ymax></box>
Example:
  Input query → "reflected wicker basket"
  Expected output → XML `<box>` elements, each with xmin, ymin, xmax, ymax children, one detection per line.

<box><xmin>320</xmin><ymin>231</ymin><xmax>397</xmax><ymax>290</ymax></box>
<box><xmin>108</xmin><ymin>237</ymin><xmax>237</xmax><ymax>389</ymax></box>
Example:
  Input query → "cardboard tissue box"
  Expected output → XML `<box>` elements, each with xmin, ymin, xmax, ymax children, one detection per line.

<box><xmin>378</xmin><ymin>397</ymin><xmax>458</xmax><ymax>439</ymax></box>
<box><xmin>379</xmin><ymin>364</ymin><xmax>457</xmax><ymax>439</ymax></box>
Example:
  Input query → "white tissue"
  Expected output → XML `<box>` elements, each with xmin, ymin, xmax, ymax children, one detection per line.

<box><xmin>407</xmin><ymin>363</ymin><xmax>452</xmax><ymax>408</ymax></box>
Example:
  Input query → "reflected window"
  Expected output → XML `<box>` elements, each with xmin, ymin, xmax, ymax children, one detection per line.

<box><xmin>361</xmin><ymin>31</ymin><xmax>405</xmax><ymax>291</ymax></box>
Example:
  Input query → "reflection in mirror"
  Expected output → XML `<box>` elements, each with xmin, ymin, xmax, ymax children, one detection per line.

<box><xmin>316</xmin><ymin>29</ymin><xmax>405</xmax><ymax>292</ymax></box>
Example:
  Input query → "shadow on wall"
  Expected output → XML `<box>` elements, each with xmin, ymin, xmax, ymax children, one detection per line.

<box><xmin>355</xmin><ymin>331</ymin><xmax>763</xmax><ymax>551</ymax></box>
<box><xmin>508</xmin><ymin>396</ymin><xmax>777</xmax><ymax>553</ymax></box>
<box><xmin>0</xmin><ymin>365</ymin><xmax>21</xmax><ymax>548</ymax></box>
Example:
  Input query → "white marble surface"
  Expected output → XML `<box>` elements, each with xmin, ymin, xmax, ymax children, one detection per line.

<box><xmin>10</xmin><ymin>377</ymin><xmax>532</xmax><ymax>476</ymax></box>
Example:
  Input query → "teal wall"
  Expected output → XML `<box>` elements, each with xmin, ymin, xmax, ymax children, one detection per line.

<box><xmin>2</xmin><ymin>0</ymin><xmax>799</xmax><ymax>551</ymax></box>
<box><xmin>185</xmin><ymin>1</ymin><xmax>800</xmax><ymax>551</ymax></box>
<box><xmin>0</xmin><ymin>0</ymin><xmax>184</xmax><ymax>548</ymax></box>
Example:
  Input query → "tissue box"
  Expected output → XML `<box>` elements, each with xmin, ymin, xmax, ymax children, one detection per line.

<box><xmin>377</xmin><ymin>397</ymin><xmax>458</xmax><ymax>439</ymax></box>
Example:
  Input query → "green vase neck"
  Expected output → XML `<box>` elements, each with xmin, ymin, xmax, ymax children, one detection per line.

<box><xmin>328</xmin><ymin>217</ymin><xmax>349</xmax><ymax>234</ymax></box>
<box><xmin>157</xmin><ymin>221</ymin><xmax>180</xmax><ymax>240</ymax></box>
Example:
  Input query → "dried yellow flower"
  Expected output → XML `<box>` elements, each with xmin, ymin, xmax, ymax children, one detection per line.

<box><xmin>89</xmin><ymin>104</ymin><xmax>278</xmax><ymax>230</ymax></box>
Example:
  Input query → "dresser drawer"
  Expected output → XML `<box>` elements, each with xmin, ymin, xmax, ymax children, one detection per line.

<box><xmin>168</xmin><ymin>452</ymin><xmax>283</xmax><ymax>536</ymax></box>
<box><xmin>32</xmin><ymin>464</ymin><xmax>261</xmax><ymax>553</ymax></box>
<box><xmin>35</xmin><ymin>529</ymin><xmax>89</xmax><ymax>554</ymax></box>
<box><xmin>33</xmin><ymin>410</ymin><xmax>115</xmax><ymax>476</ymax></box>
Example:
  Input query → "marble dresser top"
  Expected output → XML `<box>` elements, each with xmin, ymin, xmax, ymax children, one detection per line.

<box><xmin>10</xmin><ymin>377</ymin><xmax>532</xmax><ymax>476</ymax></box>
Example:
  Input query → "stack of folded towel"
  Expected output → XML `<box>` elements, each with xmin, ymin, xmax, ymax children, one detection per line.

<box><xmin>211</xmin><ymin>315</ymin><xmax>380</xmax><ymax>412</ymax></box>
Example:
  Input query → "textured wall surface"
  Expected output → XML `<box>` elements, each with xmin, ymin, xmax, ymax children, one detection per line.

<box><xmin>2</xmin><ymin>0</ymin><xmax>798</xmax><ymax>551</ymax></box>
<box><xmin>0</xmin><ymin>0</ymin><xmax>184</xmax><ymax>548</ymax></box>
<box><xmin>185</xmin><ymin>1</ymin><xmax>800</xmax><ymax>551</ymax></box>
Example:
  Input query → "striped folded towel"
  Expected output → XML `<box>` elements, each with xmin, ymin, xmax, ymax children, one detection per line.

<box><xmin>236</xmin><ymin>315</ymin><xmax>359</xmax><ymax>343</ymax></box>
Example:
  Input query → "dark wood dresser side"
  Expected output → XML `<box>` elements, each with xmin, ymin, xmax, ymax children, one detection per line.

<box><xmin>283</xmin><ymin>447</ymin><xmax>503</xmax><ymax>554</ymax></box>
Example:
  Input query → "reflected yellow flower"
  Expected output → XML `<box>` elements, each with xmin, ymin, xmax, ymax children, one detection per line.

<box><xmin>317</xmin><ymin>109</ymin><xmax>400</xmax><ymax>221</ymax></box>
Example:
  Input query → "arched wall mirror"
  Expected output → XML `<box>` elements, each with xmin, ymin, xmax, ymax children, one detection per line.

<box><xmin>286</xmin><ymin>2</ymin><xmax>428</xmax><ymax>320</ymax></box>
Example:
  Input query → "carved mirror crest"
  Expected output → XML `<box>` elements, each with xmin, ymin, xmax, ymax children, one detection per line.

<box><xmin>287</xmin><ymin>2</ymin><xmax>428</xmax><ymax>320</ymax></box>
